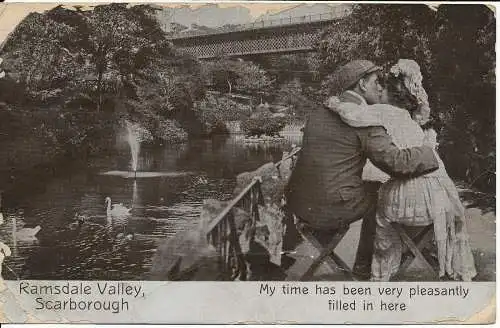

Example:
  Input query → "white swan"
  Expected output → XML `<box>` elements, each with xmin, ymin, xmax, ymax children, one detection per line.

<box><xmin>15</xmin><ymin>225</ymin><xmax>41</xmax><ymax>240</ymax></box>
<box><xmin>105</xmin><ymin>197</ymin><xmax>132</xmax><ymax>217</ymax></box>
<box><xmin>0</xmin><ymin>241</ymin><xmax>11</xmax><ymax>291</ymax></box>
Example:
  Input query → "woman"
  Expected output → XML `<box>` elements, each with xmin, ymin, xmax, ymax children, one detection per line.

<box><xmin>326</xmin><ymin>59</ymin><xmax>477</xmax><ymax>281</ymax></box>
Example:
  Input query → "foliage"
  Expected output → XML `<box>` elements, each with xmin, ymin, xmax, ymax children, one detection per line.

<box><xmin>0</xmin><ymin>3</ymin><xmax>205</xmax><ymax>169</ymax></box>
<box><xmin>241</xmin><ymin>111</ymin><xmax>286</xmax><ymax>137</ymax></box>
<box><xmin>155</xmin><ymin>119</ymin><xmax>189</xmax><ymax>144</ymax></box>
<box><xmin>253</xmin><ymin>54</ymin><xmax>321</xmax><ymax>119</ymax></box>
<box><xmin>258</xmin><ymin>53</ymin><xmax>321</xmax><ymax>86</ymax></box>
<box><xmin>318</xmin><ymin>4</ymin><xmax>495</xmax><ymax>191</ymax></box>
<box><xmin>1</xmin><ymin>11</ymin><xmax>79</xmax><ymax>105</ymax></box>
<box><xmin>193</xmin><ymin>94</ymin><xmax>252</xmax><ymax>136</ymax></box>
<box><xmin>431</xmin><ymin>5</ymin><xmax>495</xmax><ymax>191</ymax></box>
<box><xmin>275</xmin><ymin>78</ymin><xmax>318</xmax><ymax>119</ymax></box>
<box><xmin>203</xmin><ymin>58</ymin><xmax>273</xmax><ymax>97</ymax></box>
<box><xmin>318</xmin><ymin>4</ymin><xmax>435</xmax><ymax>80</ymax></box>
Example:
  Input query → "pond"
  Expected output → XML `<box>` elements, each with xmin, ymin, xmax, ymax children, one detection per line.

<box><xmin>0</xmin><ymin>133</ymin><xmax>302</xmax><ymax>280</ymax></box>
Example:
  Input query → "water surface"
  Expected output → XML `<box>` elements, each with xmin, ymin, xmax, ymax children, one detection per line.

<box><xmin>0</xmin><ymin>134</ymin><xmax>301</xmax><ymax>280</ymax></box>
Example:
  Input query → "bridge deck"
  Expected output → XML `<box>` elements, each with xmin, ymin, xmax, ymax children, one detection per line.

<box><xmin>168</xmin><ymin>9</ymin><xmax>351</xmax><ymax>41</ymax></box>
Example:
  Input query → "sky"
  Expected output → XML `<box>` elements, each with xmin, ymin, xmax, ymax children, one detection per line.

<box><xmin>0</xmin><ymin>2</ymin><xmax>302</xmax><ymax>43</ymax></box>
<box><xmin>0</xmin><ymin>2</ymin><xmax>493</xmax><ymax>44</ymax></box>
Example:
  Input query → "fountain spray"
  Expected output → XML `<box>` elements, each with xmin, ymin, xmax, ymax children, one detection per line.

<box><xmin>125</xmin><ymin>121</ymin><xmax>141</xmax><ymax>178</ymax></box>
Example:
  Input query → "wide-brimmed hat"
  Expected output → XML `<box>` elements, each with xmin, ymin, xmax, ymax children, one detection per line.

<box><xmin>330</xmin><ymin>60</ymin><xmax>381</xmax><ymax>94</ymax></box>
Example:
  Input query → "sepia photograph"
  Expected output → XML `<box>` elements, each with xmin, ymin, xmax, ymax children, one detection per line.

<box><xmin>0</xmin><ymin>1</ymin><xmax>494</xmax><ymax>289</ymax></box>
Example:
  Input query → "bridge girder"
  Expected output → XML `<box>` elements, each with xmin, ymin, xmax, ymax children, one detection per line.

<box><xmin>170</xmin><ymin>21</ymin><xmax>333</xmax><ymax>59</ymax></box>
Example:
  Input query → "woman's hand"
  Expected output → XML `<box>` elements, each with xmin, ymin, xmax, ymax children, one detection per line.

<box><xmin>324</xmin><ymin>96</ymin><xmax>340</xmax><ymax>109</ymax></box>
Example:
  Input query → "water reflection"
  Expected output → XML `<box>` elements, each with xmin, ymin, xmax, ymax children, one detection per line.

<box><xmin>0</xmin><ymin>135</ymin><xmax>302</xmax><ymax>280</ymax></box>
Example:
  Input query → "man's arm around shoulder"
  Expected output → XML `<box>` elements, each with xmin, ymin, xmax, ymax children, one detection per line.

<box><xmin>360</xmin><ymin>125</ymin><xmax>439</xmax><ymax>178</ymax></box>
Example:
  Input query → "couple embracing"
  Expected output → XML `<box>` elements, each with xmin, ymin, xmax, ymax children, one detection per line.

<box><xmin>286</xmin><ymin>59</ymin><xmax>476</xmax><ymax>282</ymax></box>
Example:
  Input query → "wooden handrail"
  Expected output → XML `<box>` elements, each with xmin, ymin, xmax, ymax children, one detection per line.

<box><xmin>205</xmin><ymin>176</ymin><xmax>262</xmax><ymax>235</ymax></box>
<box><xmin>275</xmin><ymin>147</ymin><xmax>302</xmax><ymax>168</ymax></box>
<box><xmin>203</xmin><ymin>146</ymin><xmax>302</xmax><ymax>280</ymax></box>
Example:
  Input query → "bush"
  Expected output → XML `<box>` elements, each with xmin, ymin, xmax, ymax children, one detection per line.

<box><xmin>194</xmin><ymin>94</ymin><xmax>252</xmax><ymax>136</ymax></box>
<box><xmin>241</xmin><ymin>112</ymin><xmax>286</xmax><ymax>137</ymax></box>
<box><xmin>155</xmin><ymin>119</ymin><xmax>188</xmax><ymax>144</ymax></box>
<box><xmin>125</xmin><ymin>111</ymin><xmax>187</xmax><ymax>144</ymax></box>
<box><xmin>276</xmin><ymin>79</ymin><xmax>318</xmax><ymax>119</ymax></box>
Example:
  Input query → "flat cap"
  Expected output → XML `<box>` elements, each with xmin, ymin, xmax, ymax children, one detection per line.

<box><xmin>331</xmin><ymin>60</ymin><xmax>381</xmax><ymax>94</ymax></box>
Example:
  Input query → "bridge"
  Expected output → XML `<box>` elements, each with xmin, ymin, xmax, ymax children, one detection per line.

<box><xmin>167</xmin><ymin>8</ymin><xmax>351</xmax><ymax>59</ymax></box>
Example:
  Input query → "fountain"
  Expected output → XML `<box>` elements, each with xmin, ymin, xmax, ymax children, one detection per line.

<box><xmin>126</xmin><ymin>121</ymin><xmax>141</xmax><ymax>176</ymax></box>
<box><xmin>100</xmin><ymin>121</ymin><xmax>195</xmax><ymax>179</ymax></box>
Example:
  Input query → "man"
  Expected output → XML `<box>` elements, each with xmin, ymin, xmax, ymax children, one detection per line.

<box><xmin>286</xmin><ymin>59</ymin><xmax>439</xmax><ymax>279</ymax></box>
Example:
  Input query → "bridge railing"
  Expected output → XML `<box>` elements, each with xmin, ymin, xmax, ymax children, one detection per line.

<box><xmin>169</xmin><ymin>7</ymin><xmax>351</xmax><ymax>39</ymax></box>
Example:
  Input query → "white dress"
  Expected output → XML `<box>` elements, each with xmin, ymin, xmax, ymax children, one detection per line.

<box><xmin>331</xmin><ymin>100</ymin><xmax>477</xmax><ymax>281</ymax></box>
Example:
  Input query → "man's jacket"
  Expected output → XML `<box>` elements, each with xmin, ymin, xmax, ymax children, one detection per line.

<box><xmin>286</xmin><ymin>91</ymin><xmax>439</xmax><ymax>229</ymax></box>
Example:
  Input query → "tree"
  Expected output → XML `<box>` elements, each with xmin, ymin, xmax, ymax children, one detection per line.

<box><xmin>276</xmin><ymin>78</ymin><xmax>317</xmax><ymax>119</ymax></box>
<box><xmin>65</xmin><ymin>3</ymin><xmax>169</xmax><ymax>112</ymax></box>
<box><xmin>318</xmin><ymin>4</ymin><xmax>435</xmax><ymax>85</ymax></box>
<box><xmin>0</xmin><ymin>3</ymin><xmax>207</xmax><ymax>151</ymax></box>
<box><xmin>257</xmin><ymin>53</ymin><xmax>321</xmax><ymax>86</ymax></box>
<box><xmin>431</xmin><ymin>5</ymin><xmax>495</xmax><ymax>190</ymax></box>
<box><xmin>318</xmin><ymin>4</ymin><xmax>495</xmax><ymax>191</ymax></box>
<box><xmin>204</xmin><ymin>58</ymin><xmax>273</xmax><ymax>99</ymax></box>
<box><xmin>1</xmin><ymin>11</ymin><xmax>79</xmax><ymax>105</ymax></box>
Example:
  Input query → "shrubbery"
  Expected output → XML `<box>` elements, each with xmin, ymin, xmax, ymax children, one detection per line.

<box><xmin>241</xmin><ymin>112</ymin><xmax>286</xmax><ymax>137</ymax></box>
<box><xmin>275</xmin><ymin>78</ymin><xmax>319</xmax><ymax>119</ymax></box>
<box><xmin>155</xmin><ymin>119</ymin><xmax>189</xmax><ymax>144</ymax></box>
<box><xmin>193</xmin><ymin>94</ymin><xmax>252</xmax><ymax>136</ymax></box>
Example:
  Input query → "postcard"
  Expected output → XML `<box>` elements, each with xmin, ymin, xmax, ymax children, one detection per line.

<box><xmin>0</xmin><ymin>1</ymin><xmax>495</xmax><ymax>324</ymax></box>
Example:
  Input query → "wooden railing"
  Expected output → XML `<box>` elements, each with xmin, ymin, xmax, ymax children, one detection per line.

<box><xmin>276</xmin><ymin>146</ymin><xmax>302</xmax><ymax>176</ymax></box>
<box><xmin>206</xmin><ymin>176</ymin><xmax>264</xmax><ymax>280</ymax></box>
<box><xmin>206</xmin><ymin>146</ymin><xmax>302</xmax><ymax>280</ymax></box>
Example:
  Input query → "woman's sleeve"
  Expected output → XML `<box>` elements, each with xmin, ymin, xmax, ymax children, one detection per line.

<box><xmin>359</xmin><ymin>126</ymin><xmax>440</xmax><ymax>178</ymax></box>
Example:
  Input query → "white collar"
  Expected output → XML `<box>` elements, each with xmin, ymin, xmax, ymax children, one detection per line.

<box><xmin>345</xmin><ymin>90</ymin><xmax>368</xmax><ymax>106</ymax></box>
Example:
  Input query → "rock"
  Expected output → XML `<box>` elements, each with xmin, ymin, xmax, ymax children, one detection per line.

<box><xmin>149</xmin><ymin>198</ymin><xmax>254</xmax><ymax>280</ymax></box>
<box><xmin>198</xmin><ymin>199</ymin><xmax>251</xmax><ymax>233</ymax></box>
<box><xmin>234</xmin><ymin>162</ymin><xmax>284</xmax><ymax>205</ymax></box>
<box><xmin>149</xmin><ymin>200</ymin><xmax>225</xmax><ymax>280</ymax></box>
<box><xmin>198</xmin><ymin>199</ymin><xmax>230</xmax><ymax>233</ymax></box>
<box><xmin>149</xmin><ymin>229</ymin><xmax>220</xmax><ymax>281</ymax></box>
<box><xmin>233</xmin><ymin>149</ymin><xmax>298</xmax><ymax>207</ymax></box>
<box><xmin>150</xmin><ymin>151</ymin><xmax>297</xmax><ymax>280</ymax></box>
<box><xmin>276</xmin><ymin>151</ymin><xmax>296</xmax><ymax>183</ymax></box>
<box><xmin>239</xmin><ymin>219</ymin><xmax>254</xmax><ymax>255</ymax></box>
<box><xmin>254</xmin><ymin>204</ymin><xmax>285</xmax><ymax>266</ymax></box>
<box><xmin>232</xmin><ymin>153</ymin><xmax>298</xmax><ymax>266</ymax></box>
